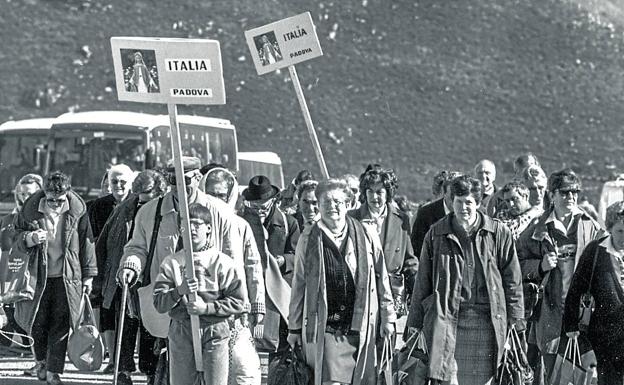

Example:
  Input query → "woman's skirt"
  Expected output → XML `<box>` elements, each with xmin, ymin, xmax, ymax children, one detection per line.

<box><xmin>454</xmin><ymin>305</ymin><xmax>497</xmax><ymax>385</ymax></box>
<box><xmin>322</xmin><ymin>330</ymin><xmax>359</xmax><ymax>383</ymax></box>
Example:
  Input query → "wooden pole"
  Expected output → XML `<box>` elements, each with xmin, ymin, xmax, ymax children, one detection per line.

<box><xmin>288</xmin><ymin>65</ymin><xmax>330</xmax><ymax>179</ymax></box>
<box><xmin>167</xmin><ymin>103</ymin><xmax>203</xmax><ymax>372</ymax></box>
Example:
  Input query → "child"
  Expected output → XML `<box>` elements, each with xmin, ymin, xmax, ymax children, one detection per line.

<box><xmin>153</xmin><ymin>203</ymin><xmax>245</xmax><ymax>385</ymax></box>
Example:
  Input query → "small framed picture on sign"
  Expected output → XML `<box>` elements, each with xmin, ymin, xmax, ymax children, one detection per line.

<box><xmin>120</xmin><ymin>49</ymin><xmax>160</xmax><ymax>94</ymax></box>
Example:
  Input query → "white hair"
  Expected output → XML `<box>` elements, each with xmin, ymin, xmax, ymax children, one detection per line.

<box><xmin>108</xmin><ymin>164</ymin><xmax>135</xmax><ymax>181</ymax></box>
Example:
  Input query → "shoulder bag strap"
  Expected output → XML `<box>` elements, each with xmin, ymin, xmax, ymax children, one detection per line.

<box><xmin>141</xmin><ymin>197</ymin><xmax>164</xmax><ymax>287</ymax></box>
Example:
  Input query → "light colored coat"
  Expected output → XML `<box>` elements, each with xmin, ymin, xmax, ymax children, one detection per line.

<box><xmin>289</xmin><ymin>217</ymin><xmax>396</xmax><ymax>385</ymax></box>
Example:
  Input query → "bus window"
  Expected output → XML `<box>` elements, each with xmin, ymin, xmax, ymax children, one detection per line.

<box><xmin>151</xmin><ymin>124</ymin><xmax>237</xmax><ymax>170</ymax></box>
<box><xmin>0</xmin><ymin>134</ymin><xmax>48</xmax><ymax>201</ymax></box>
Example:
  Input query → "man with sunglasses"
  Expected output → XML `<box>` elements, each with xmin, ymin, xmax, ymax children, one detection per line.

<box><xmin>517</xmin><ymin>168</ymin><xmax>604</xmax><ymax>382</ymax></box>
<box><xmin>240</xmin><ymin>175</ymin><xmax>300</xmax><ymax>383</ymax></box>
<box><xmin>12</xmin><ymin>171</ymin><xmax>97</xmax><ymax>385</ymax></box>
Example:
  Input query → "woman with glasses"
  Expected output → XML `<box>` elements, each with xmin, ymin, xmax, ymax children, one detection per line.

<box><xmin>288</xmin><ymin>179</ymin><xmax>396</xmax><ymax>385</ymax></box>
<box><xmin>517</xmin><ymin>168</ymin><xmax>604</xmax><ymax>382</ymax></box>
<box><xmin>563</xmin><ymin>201</ymin><xmax>624</xmax><ymax>384</ymax></box>
<box><xmin>239</xmin><ymin>175</ymin><xmax>300</xmax><ymax>381</ymax></box>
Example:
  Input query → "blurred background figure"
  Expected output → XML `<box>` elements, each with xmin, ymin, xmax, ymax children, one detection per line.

<box><xmin>342</xmin><ymin>173</ymin><xmax>361</xmax><ymax>210</ymax></box>
<box><xmin>293</xmin><ymin>180</ymin><xmax>319</xmax><ymax>231</ymax></box>
<box><xmin>279</xmin><ymin>169</ymin><xmax>314</xmax><ymax>215</ymax></box>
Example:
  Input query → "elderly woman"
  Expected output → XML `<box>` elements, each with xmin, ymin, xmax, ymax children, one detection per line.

<box><xmin>563</xmin><ymin>201</ymin><xmax>624</xmax><ymax>384</ymax></box>
<box><xmin>349</xmin><ymin>165</ymin><xmax>417</xmax><ymax>318</ymax></box>
<box><xmin>96</xmin><ymin>169</ymin><xmax>167</xmax><ymax>384</ymax></box>
<box><xmin>288</xmin><ymin>179</ymin><xmax>396</xmax><ymax>385</ymax></box>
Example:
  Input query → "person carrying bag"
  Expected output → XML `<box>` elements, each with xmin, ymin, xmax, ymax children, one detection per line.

<box><xmin>67</xmin><ymin>292</ymin><xmax>104</xmax><ymax>372</ymax></box>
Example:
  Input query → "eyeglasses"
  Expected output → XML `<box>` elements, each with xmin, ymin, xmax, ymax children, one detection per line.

<box><xmin>557</xmin><ymin>189</ymin><xmax>580</xmax><ymax>196</ymax></box>
<box><xmin>208</xmin><ymin>192</ymin><xmax>229</xmax><ymax>201</ymax></box>
<box><xmin>46</xmin><ymin>197</ymin><xmax>67</xmax><ymax>205</ymax></box>
<box><xmin>321</xmin><ymin>199</ymin><xmax>347</xmax><ymax>208</ymax></box>
<box><xmin>110</xmin><ymin>179</ymin><xmax>128</xmax><ymax>186</ymax></box>
<box><xmin>244</xmin><ymin>199</ymin><xmax>274</xmax><ymax>213</ymax></box>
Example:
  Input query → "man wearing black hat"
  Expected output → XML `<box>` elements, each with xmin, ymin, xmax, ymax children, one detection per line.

<box><xmin>240</xmin><ymin>175</ymin><xmax>300</xmax><ymax>381</ymax></box>
<box><xmin>117</xmin><ymin>157</ymin><xmax>240</xmax><ymax>385</ymax></box>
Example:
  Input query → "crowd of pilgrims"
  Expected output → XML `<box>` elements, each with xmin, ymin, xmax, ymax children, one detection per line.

<box><xmin>2</xmin><ymin>152</ymin><xmax>624</xmax><ymax>385</ymax></box>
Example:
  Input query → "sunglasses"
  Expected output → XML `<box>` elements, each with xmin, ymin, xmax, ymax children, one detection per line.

<box><xmin>46</xmin><ymin>197</ymin><xmax>67</xmax><ymax>205</ymax></box>
<box><xmin>110</xmin><ymin>179</ymin><xmax>128</xmax><ymax>186</ymax></box>
<box><xmin>244</xmin><ymin>199</ymin><xmax>274</xmax><ymax>212</ymax></box>
<box><xmin>557</xmin><ymin>189</ymin><xmax>580</xmax><ymax>196</ymax></box>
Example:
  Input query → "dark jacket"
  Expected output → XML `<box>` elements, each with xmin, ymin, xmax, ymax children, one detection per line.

<box><xmin>410</xmin><ymin>198</ymin><xmax>445</xmax><ymax>260</ymax></box>
<box><xmin>516</xmin><ymin>208</ymin><xmax>603</xmax><ymax>349</ymax></box>
<box><xmin>407</xmin><ymin>212</ymin><xmax>524</xmax><ymax>381</ymax></box>
<box><xmin>88</xmin><ymin>194</ymin><xmax>118</xmax><ymax>240</ymax></box>
<box><xmin>13</xmin><ymin>190</ymin><xmax>97</xmax><ymax>333</ymax></box>
<box><xmin>0</xmin><ymin>211</ymin><xmax>18</xmax><ymax>251</ymax></box>
<box><xmin>563</xmin><ymin>237</ymin><xmax>624</xmax><ymax>363</ymax></box>
<box><xmin>349</xmin><ymin>202</ymin><xmax>418</xmax><ymax>299</ymax></box>
<box><xmin>96</xmin><ymin>194</ymin><xmax>142</xmax><ymax>309</ymax></box>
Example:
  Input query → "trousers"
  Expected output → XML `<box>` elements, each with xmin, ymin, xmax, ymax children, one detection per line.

<box><xmin>229</xmin><ymin>318</ymin><xmax>261</xmax><ymax>385</ymax></box>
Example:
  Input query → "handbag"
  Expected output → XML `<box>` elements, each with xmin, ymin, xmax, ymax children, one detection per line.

<box><xmin>267</xmin><ymin>345</ymin><xmax>312</xmax><ymax>385</ymax></box>
<box><xmin>496</xmin><ymin>325</ymin><xmax>534</xmax><ymax>385</ymax></box>
<box><xmin>67</xmin><ymin>293</ymin><xmax>104</xmax><ymax>371</ymax></box>
<box><xmin>393</xmin><ymin>329</ymin><xmax>429</xmax><ymax>385</ymax></box>
<box><xmin>377</xmin><ymin>338</ymin><xmax>394</xmax><ymax>385</ymax></box>
<box><xmin>548</xmin><ymin>337</ymin><xmax>591</xmax><ymax>385</ymax></box>
<box><xmin>0</xmin><ymin>245</ymin><xmax>38</xmax><ymax>303</ymax></box>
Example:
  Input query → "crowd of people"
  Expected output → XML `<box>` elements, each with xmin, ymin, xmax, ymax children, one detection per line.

<box><xmin>1</xmin><ymin>152</ymin><xmax>623</xmax><ymax>385</ymax></box>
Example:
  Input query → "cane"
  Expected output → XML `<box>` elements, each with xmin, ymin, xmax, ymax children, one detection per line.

<box><xmin>113</xmin><ymin>281</ymin><xmax>129</xmax><ymax>385</ymax></box>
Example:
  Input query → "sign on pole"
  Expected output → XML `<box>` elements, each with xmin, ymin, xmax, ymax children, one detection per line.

<box><xmin>111</xmin><ymin>37</ymin><xmax>225</xmax><ymax>104</ymax></box>
<box><xmin>111</xmin><ymin>36</ymin><xmax>227</xmax><ymax>373</ymax></box>
<box><xmin>245</xmin><ymin>13</ymin><xmax>330</xmax><ymax>178</ymax></box>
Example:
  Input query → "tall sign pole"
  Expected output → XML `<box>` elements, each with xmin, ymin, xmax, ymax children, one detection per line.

<box><xmin>245</xmin><ymin>12</ymin><xmax>330</xmax><ymax>179</ymax></box>
<box><xmin>111</xmin><ymin>37</ymin><xmax>226</xmax><ymax>375</ymax></box>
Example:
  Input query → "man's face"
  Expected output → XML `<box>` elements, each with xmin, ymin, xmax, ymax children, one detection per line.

<box><xmin>525</xmin><ymin>178</ymin><xmax>546</xmax><ymax>207</ymax></box>
<box><xmin>365</xmin><ymin>182</ymin><xmax>387</xmax><ymax>211</ymax></box>
<box><xmin>551</xmin><ymin>187</ymin><xmax>579</xmax><ymax>215</ymax></box>
<box><xmin>319</xmin><ymin>189</ymin><xmax>348</xmax><ymax>224</ymax></box>
<box><xmin>16</xmin><ymin>183</ymin><xmax>39</xmax><ymax>208</ymax></box>
<box><xmin>347</xmin><ymin>181</ymin><xmax>360</xmax><ymax>208</ymax></box>
<box><xmin>109</xmin><ymin>171</ymin><xmax>131</xmax><ymax>202</ymax></box>
<box><xmin>298</xmin><ymin>190</ymin><xmax>319</xmax><ymax>223</ymax></box>
<box><xmin>452</xmin><ymin>194</ymin><xmax>479</xmax><ymax>226</ymax></box>
<box><xmin>44</xmin><ymin>191</ymin><xmax>67</xmax><ymax>211</ymax></box>
<box><xmin>189</xmin><ymin>218</ymin><xmax>211</xmax><ymax>250</ymax></box>
<box><xmin>503</xmin><ymin>189</ymin><xmax>531</xmax><ymax>217</ymax></box>
<box><xmin>205</xmin><ymin>180</ymin><xmax>230</xmax><ymax>203</ymax></box>
<box><xmin>245</xmin><ymin>197</ymin><xmax>275</xmax><ymax>220</ymax></box>
<box><xmin>475</xmin><ymin>163</ymin><xmax>496</xmax><ymax>190</ymax></box>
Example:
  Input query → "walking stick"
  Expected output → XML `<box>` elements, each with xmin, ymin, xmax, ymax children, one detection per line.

<box><xmin>113</xmin><ymin>281</ymin><xmax>129</xmax><ymax>385</ymax></box>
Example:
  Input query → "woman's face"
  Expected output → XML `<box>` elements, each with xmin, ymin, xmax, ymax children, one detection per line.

<box><xmin>365</xmin><ymin>182</ymin><xmax>387</xmax><ymax>210</ymax></box>
<box><xmin>319</xmin><ymin>189</ymin><xmax>348</xmax><ymax>225</ymax></box>
<box><xmin>611</xmin><ymin>220</ymin><xmax>624</xmax><ymax>249</ymax></box>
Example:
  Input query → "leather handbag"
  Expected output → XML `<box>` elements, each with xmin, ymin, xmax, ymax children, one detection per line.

<box><xmin>67</xmin><ymin>293</ymin><xmax>104</xmax><ymax>371</ymax></box>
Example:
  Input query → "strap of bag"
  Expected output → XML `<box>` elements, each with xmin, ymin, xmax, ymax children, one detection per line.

<box><xmin>142</xmin><ymin>197</ymin><xmax>164</xmax><ymax>287</ymax></box>
<box><xmin>0</xmin><ymin>329</ymin><xmax>34</xmax><ymax>348</ymax></box>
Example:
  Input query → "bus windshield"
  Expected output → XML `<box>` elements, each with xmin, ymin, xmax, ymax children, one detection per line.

<box><xmin>0</xmin><ymin>133</ymin><xmax>48</xmax><ymax>202</ymax></box>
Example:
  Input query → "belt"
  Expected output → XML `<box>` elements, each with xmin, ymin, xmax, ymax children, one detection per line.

<box><xmin>326</xmin><ymin>325</ymin><xmax>357</xmax><ymax>337</ymax></box>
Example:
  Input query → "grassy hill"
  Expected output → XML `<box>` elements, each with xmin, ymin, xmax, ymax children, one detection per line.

<box><xmin>2</xmin><ymin>0</ymin><xmax>624</xmax><ymax>203</ymax></box>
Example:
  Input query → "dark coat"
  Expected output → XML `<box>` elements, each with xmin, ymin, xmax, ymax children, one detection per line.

<box><xmin>407</xmin><ymin>212</ymin><xmax>525</xmax><ymax>381</ymax></box>
<box><xmin>516</xmin><ymin>209</ymin><xmax>603</xmax><ymax>349</ymax></box>
<box><xmin>410</xmin><ymin>198</ymin><xmax>446</xmax><ymax>260</ymax></box>
<box><xmin>349</xmin><ymin>202</ymin><xmax>418</xmax><ymax>298</ymax></box>
<box><xmin>88</xmin><ymin>194</ymin><xmax>118</xmax><ymax>240</ymax></box>
<box><xmin>96</xmin><ymin>194</ymin><xmax>141</xmax><ymax>309</ymax></box>
<box><xmin>13</xmin><ymin>190</ymin><xmax>97</xmax><ymax>333</ymax></box>
<box><xmin>563</xmin><ymin>237</ymin><xmax>624</xmax><ymax>363</ymax></box>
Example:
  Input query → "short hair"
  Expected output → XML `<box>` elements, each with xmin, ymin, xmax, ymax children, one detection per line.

<box><xmin>44</xmin><ymin>171</ymin><xmax>71</xmax><ymax>194</ymax></box>
<box><xmin>522</xmin><ymin>165</ymin><xmax>547</xmax><ymax>184</ymax></box>
<box><xmin>501</xmin><ymin>180</ymin><xmax>529</xmax><ymax>198</ymax></box>
<box><xmin>132</xmin><ymin>169</ymin><xmax>167</xmax><ymax>196</ymax></box>
<box><xmin>431</xmin><ymin>170</ymin><xmax>449</xmax><ymax>197</ymax></box>
<box><xmin>605</xmin><ymin>201</ymin><xmax>624</xmax><ymax>230</ymax></box>
<box><xmin>514</xmin><ymin>153</ymin><xmax>540</xmax><ymax>174</ymax></box>
<box><xmin>188</xmin><ymin>203</ymin><xmax>212</xmax><ymax>225</ymax></box>
<box><xmin>200</xmin><ymin>163</ymin><xmax>227</xmax><ymax>176</ymax></box>
<box><xmin>295</xmin><ymin>169</ymin><xmax>314</xmax><ymax>185</ymax></box>
<box><xmin>297</xmin><ymin>180</ymin><xmax>318</xmax><ymax>199</ymax></box>
<box><xmin>358</xmin><ymin>167</ymin><xmax>398</xmax><ymax>203</ymax></box>
<box><xmin>547</xmin><ymin>168</ymin><xmax>581</xmax><ymax>193</ymax></box>
<box><xmin>204</xmin><ymin>168</ymin><xmax>235</xmax><ymax>192</ymax></box>
<box><xmin>474</xmin><ymin>159</ymin><xmax>496</xmax><ymax>173</ymax></box>
<box><xmin>18</xmin><ymin>173</ymin><xmax>43</xmax><ymax>189</ymax></box>
<box><xmin>108</xmin><ymin>164</ymin><xmax>134</xmax><ymax>179</ymax></box>
<box><xmin>449</xmin><ymin>175</ymin><xmax>482</xmax><ymax>204</ymax></box>
<box><xmin>442</xmin><ymin>171</ymin><xmax>462</xmax><ymax>194</ymax></box>
<box><xmin>316</xmin><ymin>179</ymin><xmax>352</xmax><ymax>202</ymax></box>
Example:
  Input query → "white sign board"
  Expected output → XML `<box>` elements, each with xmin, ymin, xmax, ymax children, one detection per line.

<box><xmin>111</xmin><ymin>37</ymin><xmax>225</xmax><ymax>105</ymax></box>
<box><xmin>245</xmin><ymin>12</ymin><xmax>323</xmax><ymax>75</ymax></box>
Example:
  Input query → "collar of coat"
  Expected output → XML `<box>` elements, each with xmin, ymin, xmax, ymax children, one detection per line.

<box><xmin>21</xmin><ymin>189</ymin><xmax>86</xmax><ymax>224</ymax></box>
<box><xmin>351</xmin><ymin>201</ymin><xmax>401</xmax><ymax>220</ymax></box>
<box><xmin>530</xmin><ymin>207</ymin><xmax>599</xmax><ymax>242</ymax></box>
<box><xmin>432</xmin><ymin>211</ymin><xmax>495</xmax><ymax>236</ymax></box>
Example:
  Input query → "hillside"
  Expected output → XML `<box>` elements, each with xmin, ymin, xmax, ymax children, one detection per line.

<box><xmin>2</xmin><ymin>0</ymin><xmax>624</xmax><ymax>202</ymax></box>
